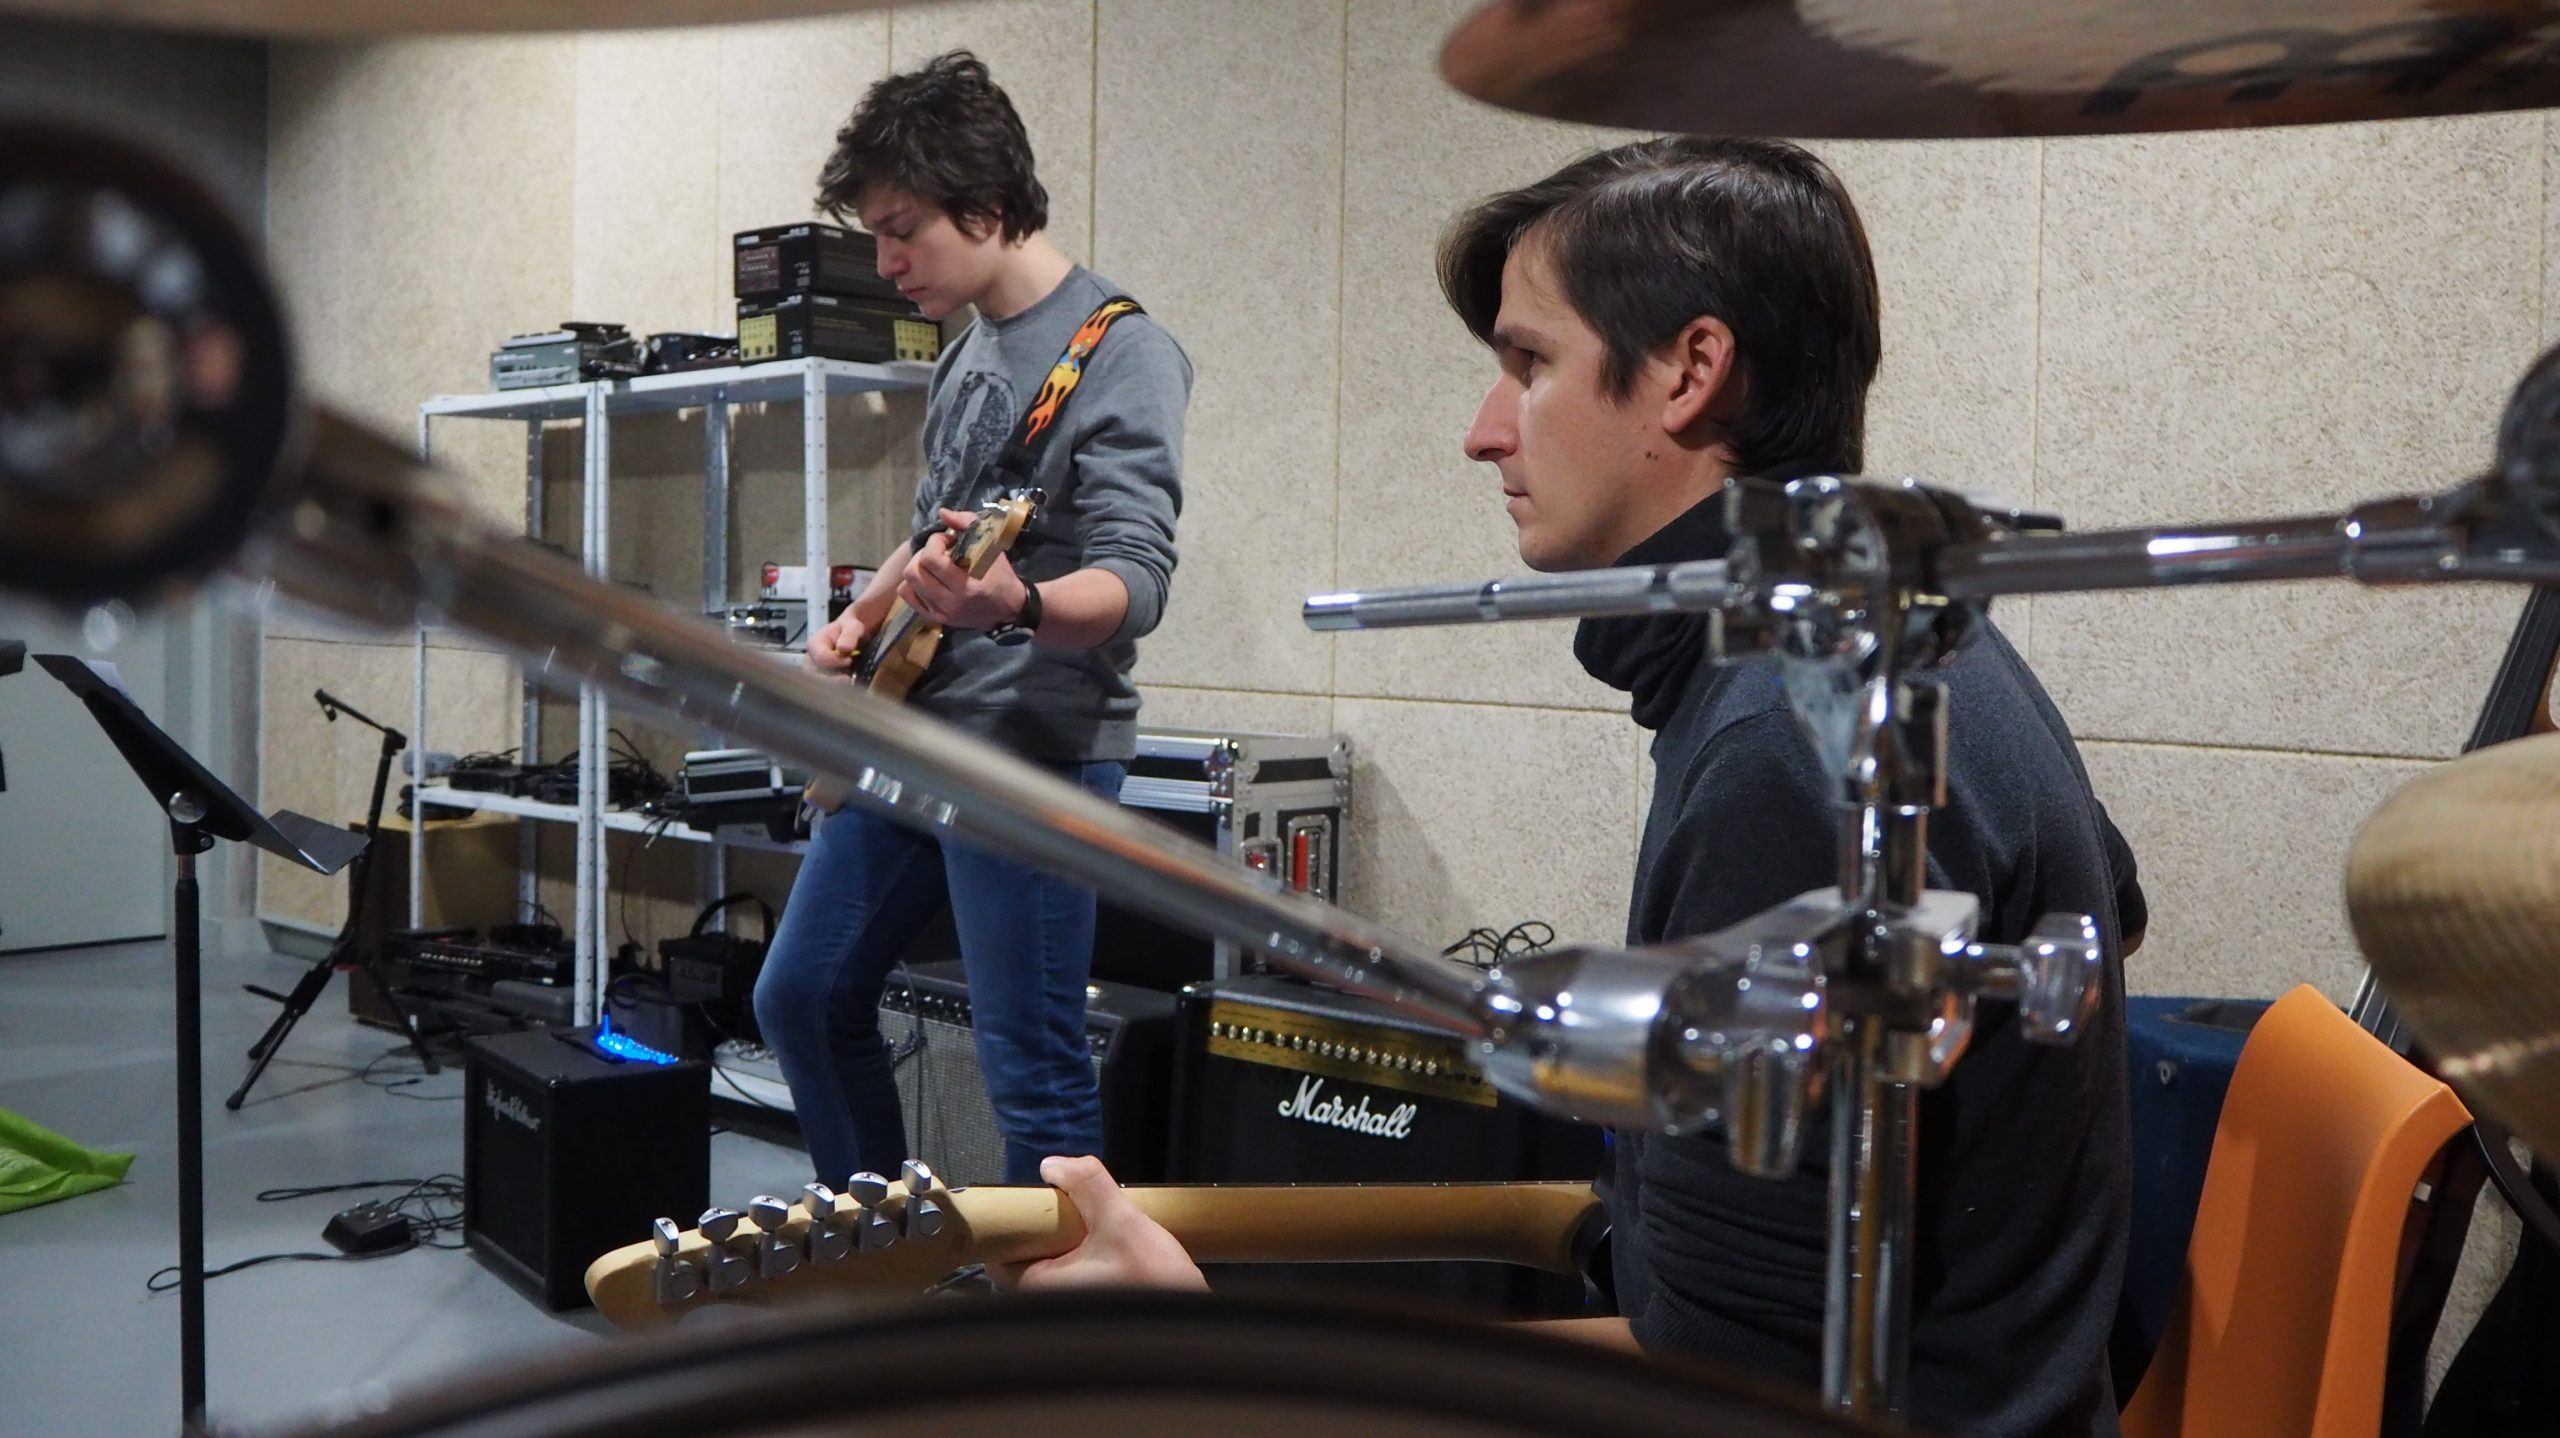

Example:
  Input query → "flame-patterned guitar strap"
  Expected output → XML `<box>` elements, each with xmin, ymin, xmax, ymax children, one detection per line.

<box><xmin>917</xmin><ymin>296</ymin><xmax>1146</xmax><ymax>559</ymax></box>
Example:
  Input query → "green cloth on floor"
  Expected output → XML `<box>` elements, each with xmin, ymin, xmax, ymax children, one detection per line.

<box><xmin>0</xmin><ymin>1106</ymin><xmax>134</xmax><ymax>1216</ymax></box>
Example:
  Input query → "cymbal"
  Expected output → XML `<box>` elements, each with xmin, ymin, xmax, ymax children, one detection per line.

<box><xmin>1441</xmin><ymin>0</ymin><xmax>2560</xmax><ymax>139</ymax></box>
<box><xmin>0</xmin><ymin>0</ymin><xmax>898</xmax><ymax>36</ymax></box>
<box><xmin>2346</xmin><ymin>729</ymin><xmax>2560</xmax><ymax>1165</ymax></box>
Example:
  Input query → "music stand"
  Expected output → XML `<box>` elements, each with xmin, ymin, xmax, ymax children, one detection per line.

<box><xmin>33</xmin><ymin>654</ymin><xmax>366</xmax><ymax>1430</ymax></box>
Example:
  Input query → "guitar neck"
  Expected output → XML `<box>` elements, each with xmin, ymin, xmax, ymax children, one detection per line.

<box><xmin>973</xmin><ymin>1181</ymin><xmax>1600</xmax><ymax>1274</ymax></box>
<box><xmin>585</xmin><ymin>1180</ymin><xmax>1600</xmax><ymax>1330</ymax></box>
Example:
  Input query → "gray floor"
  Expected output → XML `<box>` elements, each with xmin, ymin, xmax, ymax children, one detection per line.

<box><xmin>0</xmin><ymin>939</ymin><xmax>820</xmax><ymax>1437</ymax></box>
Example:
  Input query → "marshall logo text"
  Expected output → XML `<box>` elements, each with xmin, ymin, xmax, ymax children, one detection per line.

<box><xmin>1277</xmin><ymin>1076</ymin><xmax>1416</xmax><ymax>1140</ymax></box>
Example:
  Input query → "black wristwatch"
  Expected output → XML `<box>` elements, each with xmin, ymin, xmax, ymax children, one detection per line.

<box><xmin>989</xmin><ymin>579</ymin><xmax>1042</xmax><ymax>647</ymax></box>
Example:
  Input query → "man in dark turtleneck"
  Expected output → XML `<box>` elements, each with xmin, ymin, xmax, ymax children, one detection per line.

<box><xmin>1011</xmin><ymin>136</ymin><xmax>2147</xmax><ymax>1438</ymax></box>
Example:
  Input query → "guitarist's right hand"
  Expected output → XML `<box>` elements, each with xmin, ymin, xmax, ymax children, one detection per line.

<box><xmin>806</xmin><ymin>610</ymin><xmax>870</xmax><ymax>678</ymax></box>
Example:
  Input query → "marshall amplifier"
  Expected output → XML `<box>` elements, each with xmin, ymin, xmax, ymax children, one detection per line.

<box><xmin>1170</xmin><ymin>974</ymin><xmax>1604</xmax><ymax>1318</ymax></box>
<box><xmin>881</xmin><ymin>958</ymin><xmax>1175</xmax><ymax>1186</ymax></box>
<box><xmin>1092</xmin><ymin>728</ymin><xmax>1352</xmax><ymax>993</ymax></box>
<box><xmin>462</xmin><ymin>1026</ymin><xmax>710</xmax><ymax>1310</ymax></box>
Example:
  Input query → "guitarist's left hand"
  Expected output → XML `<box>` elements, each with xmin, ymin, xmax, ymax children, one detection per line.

<box><xmin>900</xmin><ymin>507</ymin><xmax>1031</xmax><ymax>630</ymax></box>
<box><xmin>997</xmin><ymin>1155</ymin><xmax>1209</xmax><ymax>1295</ymax></box>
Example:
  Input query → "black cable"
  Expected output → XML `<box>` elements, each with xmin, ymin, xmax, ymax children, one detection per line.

<box><xmin>356</xmin><ymin>1041</ymin><xmax>461</xmax><ymax>1102</ymax></box>
<box><xmin>146</xmin><ymin>1251</ymin><xmax>356</xmax><ymax>1291</ymax></box>
<box><xmin>898</xmin><ymin>961</ymin><xmax>929</xmax><ymax>1158</ymax></box>
<box><xmin>618</xmin><ymin>812</ymin><xmax>675</xmax><ymax>953</ymax></box>
<box><xmin>1439</xmin><ymin>920</ymin><xmax>1556</xmax><ymax>970</ymax></box>
<box><xmin>145</xmin><ymin>1174</ymin><xmax>467</xmax><ymax>1294</ymax></box>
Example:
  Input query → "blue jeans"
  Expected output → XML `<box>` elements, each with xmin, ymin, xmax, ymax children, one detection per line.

<box><xmin>751</xmin><ymin>761</ymin><xmax>1125</xmax><ymax>1186</ymax></box>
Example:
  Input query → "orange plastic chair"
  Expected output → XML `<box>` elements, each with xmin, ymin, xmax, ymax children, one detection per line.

<box><xmin>2119</xmin><ymin>984</ymin><xmax>2475</xmax><ymax>1438</ymax></box>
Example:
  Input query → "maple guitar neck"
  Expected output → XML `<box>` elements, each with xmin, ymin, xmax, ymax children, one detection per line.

<box><xmin>586</xmin><ymin>1179</ymin><xmax>1602</xmax><ymax>1330</ymax></box>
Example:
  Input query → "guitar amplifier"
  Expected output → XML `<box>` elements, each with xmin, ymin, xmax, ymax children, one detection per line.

<box><xmin>462</xmin><ymin>1026</ymin><xmax>710</xmax><ymax>1310</ymax></box>
<box><xmin>1092</xmin><ymin>728</ymin><xmax>1353</xmax><ymax>993</ymax></box>
<box><xmin>732</xmin><ymin>221</ymin><xmax>905</xmax><ymax>305</ymax></box>
<box><xmin>880</xmin><ymin>959</ymin><xmax>1175</xmax><ymax>1186</ymax></box>
<box><xmin>1170</xmin><ymin>974</ymin><xmax>1604</xmax><ymax>1318</ymax></box>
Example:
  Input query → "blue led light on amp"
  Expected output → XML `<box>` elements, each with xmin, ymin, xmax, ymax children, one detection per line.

<box><xmin>590</xmin><ymin>1015</ymin><xmax>679</xmax><ymax>1066</ymax></box>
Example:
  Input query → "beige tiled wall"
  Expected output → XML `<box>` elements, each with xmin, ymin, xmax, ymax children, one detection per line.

<box><xmin>260</xmin><ymin>1</ymin><xmax>2546</xmax><ymax>999</ymax></box>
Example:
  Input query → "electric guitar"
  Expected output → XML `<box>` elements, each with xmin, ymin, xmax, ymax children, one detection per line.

<box><xmin>584</xmin><ymin>1161</ymin><xmax>1603</xmax><ymax>1331</ymax></box>
<box><xmin>804</xmin><ymin>491</ymin><xmax>1040</xmax><ymax>812</ymax></box>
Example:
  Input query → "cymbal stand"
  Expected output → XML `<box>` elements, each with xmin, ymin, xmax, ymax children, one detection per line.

<box><xmin>1312</xmin><ymin>476</ymin><xmax>2111</xmax><ymax>1420</ymax></box>
<box><xmin>1690</xmin><ymin>477</ymin><xmax>2106</xmax><ymax>1417</ymax></box>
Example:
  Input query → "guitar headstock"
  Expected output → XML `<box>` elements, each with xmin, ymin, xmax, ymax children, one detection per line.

<box><xmin>586</xmin><ymin>1158</ymin><xmax>983</xmax><ymax>1330</ymax></box>
<box><xmin>948</xmin><ymin>487</ymin><xmax>1043</xmax><ymax>573</ymax></box>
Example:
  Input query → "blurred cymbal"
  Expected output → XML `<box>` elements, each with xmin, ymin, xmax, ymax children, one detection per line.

<box><xmin>2347</xmin><ymin>729</ymin><xmax>2560</xmax><ymax>1165</ymax></box>
<box><xmin>1442</xmin><ymin>0</ymin><xmax>2560</xmax><ymax>139</ymax></box>
<box><xmin>0</xmin><ymin>0</ymin><xmax>900</xmax><ymax>36</ymax></box>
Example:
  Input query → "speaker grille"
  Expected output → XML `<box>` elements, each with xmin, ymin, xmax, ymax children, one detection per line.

<box><xmin>883</xmin><ymin>1010</ymin><xmax>1041</xmax><ymax>1187</ymax></box>
<box><xmin>879</xmin><ymin>960</ymin><xmax>1173</xmax><ymax>1185</ymax></box>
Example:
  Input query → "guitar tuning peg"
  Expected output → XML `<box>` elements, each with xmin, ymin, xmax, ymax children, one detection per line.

<box><xmin>650</xmin><ymin>1215</ymin><xmax>705</xmax><ymax>1306</ymax></box>
<box><xmin>655</xmin><ymin>1258</ymin><xmax>706</xmax><ymax>1304</ymax></box>
<box><xmin>697</xmin><ymin>1206</ymin><xmax>743</xmax><ymax>1244</ymax></box>
<box><xmin>902</xmin><ymin>1195</ymin><xmax>946</xmax><ymax>1239</ymax></box>
<box><xmin>706</xmin><ymin>1242</ymin><xmax>752</xmax><ymax>1292</ymax></box>
<box><xmin>654</xmin><ymin>1258</ymin><xmax>702</xmax><ymax>1306</ymax></box>
<box><xmin>901</xmin><ymin>1158</ymin><xmax>937</xmax><ymax>1197</ymax></box>
<box><xmin>846</xmin><ymin>1171</ymin><xmax>892</xmax><ymax>1208</ymax></box>
<box><xmin>748</xmin><ymin>1195</ymin><xmax>803</xmax><ymax>1280</ymax></box>
<box><xmin>801</xmin><ymin>1182</ymin><xmax>851</xmax><ymax>1262</ymax></box>
<box><xmin>747</xmin><ymin>1194</ymin><xmax>794</xmax><ymax>1232</ymax></box>
<box><xmin>856</xmin><ymin>1203</ymin><xmax>900</xmax><ymax>1251</ymax></box>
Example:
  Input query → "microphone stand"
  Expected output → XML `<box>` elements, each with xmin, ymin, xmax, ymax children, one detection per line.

<box><xmin>227</xmin><ymin>688</ymin><xmax>436</xmax><ymax>1109</ymax></box>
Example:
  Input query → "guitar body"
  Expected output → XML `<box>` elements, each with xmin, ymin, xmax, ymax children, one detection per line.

<box><xmin>860</xmin><ymin>623</ymin><xmax>939</xmax><ymax>703</ymax></box>
<box><xmin>804</xmin><ymin>493</ymin><xmax>1038</xmax><ymax>811</ymax></box>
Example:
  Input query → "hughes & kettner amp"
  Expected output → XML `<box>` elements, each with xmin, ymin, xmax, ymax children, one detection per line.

<box><xmin>462</xmin><ymin>1026</ymin><xmax>709</xmax><ymax>1310</ymax></box>
<box><xmin>1093</xmin><ymin>728</ymin><xmax>1351</xmax><ymax>993</ymax></box>
<box><xmin>1170</xmin><ymin>974</ymin><xmax>1604</xmax><ymax>1317</ymax></box>
<box><xmin>880</xmin><ymin>958</ymin><xmax>1174</xmax><ymax>1186</ymax></box>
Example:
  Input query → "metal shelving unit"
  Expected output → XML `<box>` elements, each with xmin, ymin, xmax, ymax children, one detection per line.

<box><xmin>412</xmin><ymin>356</ymin><xmax>931</xmax><ymax>1023</ymax></box>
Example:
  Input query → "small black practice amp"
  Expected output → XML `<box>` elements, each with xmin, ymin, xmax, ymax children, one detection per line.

<box><xmin>881</xmin><ymin>958</ymin><xmax>1175</xmax><ymax>1185</ymax></box>
<box><xmin>1170</xmin><ymin>974</ymin><xmax>1604</xmax><ymax>1318</ymax></box>
<box><xmin>462</xmin><ymin>1026</ymin><xmax>710</xmax><ymax>1310</ymax></box>
<box><xmin>661</xmin><ymin>894</ymin><xmax>773</xmax><ymax>1043</ymax></box>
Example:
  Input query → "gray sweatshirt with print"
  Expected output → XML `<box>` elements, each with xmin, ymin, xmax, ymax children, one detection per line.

<box><xmin>905</xmin><ymin>265</ymin><xmax>1191</xmax><ymax>763</ymax></box>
